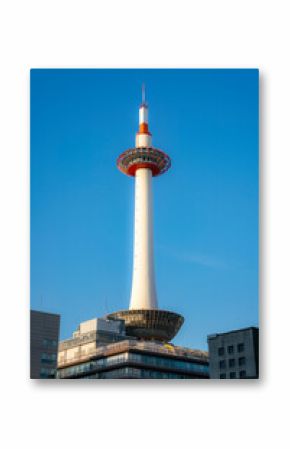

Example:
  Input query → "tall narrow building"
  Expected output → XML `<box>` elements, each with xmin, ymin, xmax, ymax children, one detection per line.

<box><xmin>108</xmin><ymin>87</ymin><xmax>184</xmax><ymax>341</ymax></box>
<box><xmin>30</xmin><ymin>310</ymin><xmax>60</xmax><ymax>379</ymax></box>
<box><xmin>119</xmin><ymin>86</ymin><xmax>167</xmax><ymax>310</ymax></box>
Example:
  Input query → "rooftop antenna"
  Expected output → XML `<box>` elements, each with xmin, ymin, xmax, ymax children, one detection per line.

<box><xmin>142</xmin><ymin>83</ymin><xmax>146</xmax><ymax>105</ymax></box>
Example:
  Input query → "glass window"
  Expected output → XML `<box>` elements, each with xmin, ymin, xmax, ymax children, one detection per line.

<box><xmin>220</xmin><ymin>373</ymin><xmax>226</xmax><ymax>379</ymax></box>
<box><xmin>227</xmin><ymin>345</ymin><xmax>234</xmax><ymax>354</ymax></box>
<box><xmin>229</xmin><ymin>358</ymin><xmax>235</xmax><ymax>368</ymax></box>
<box><xmin>127</xmin><ymin>352</ymin><xmax>209</xmax><ymax>374</ymax></box>
<box><xmin>58</xmin><ymin>351</ymin><xmax>209</xmax><ymax>378</ymax></box>
<box><xmin>218</xmin><ymin>347</ymin><xmax>224</xmax><ymax>356</ymax></box>
<box><xmin>96</xmin><ymin>367</ymin><xmax>190</xmax><ymax>379</ymax></box>
<box><xmin>238</xmin><ymin>343</ymin><xmax>244</xmax><ymax>352</ymax></box>
<box><xmin>43</xmin><ymin>339</ymin><xmax>57</xmax><ymax>348</ymax></box>
<box><xmin>40</xmin><ymin>367</ymin><xmax>56</xmax><ymax>379</ymax></box>
<box><xmin>219</xmin><ymin>360</ymin><xmax>226</xmax><ymax>369</ymax></box>
<box><xmin>229</xmin><ymin>372</ymin><xmax>236</xmax><ymax>379</ymax></box>
<box><xmin>41</xmin><ymin>353</ymin><xmax>57</xmax><ymax>364</ymax></box>
<box><xmin>239</xmin><ymin>357</ymin><xmax>246</xmax><ymax>366</ymax></box>
<box><xmin>240</xmin><ymin>370</ymin><xmax>246</xmax><ymax>378</ymax></box>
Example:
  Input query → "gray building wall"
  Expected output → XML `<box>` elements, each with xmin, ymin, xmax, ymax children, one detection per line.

<box><xmin>30</xmin><ymin>310</ymin><xmax>60</xmax><ymax>379</ymax></box>
<box><xmin>207</xmin><ymin>327</ymin><xmax>259</xmax><ymax>379</ymax></box>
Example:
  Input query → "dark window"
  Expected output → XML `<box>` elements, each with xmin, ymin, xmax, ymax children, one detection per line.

<box><xmin>40</xmin><ymin>367</ymin><xmax>56</xmax><ymax>379</ymax></box>
<box><xmin>229</xmin><ymin>358</ymin><xmax>235</xmax><ymax>368</ymax></box>
<box><xmin>58</xmin><ymin>353</ymin><xmax>209</xmax><ymax>378</ymax></box>
<box><xmin>229</xmin><ymin>372</ymin><xmax>236</xmax><ymax>379</ymax></box>
<box><xmin>41</xmin><ymin>353</ymin><xmax>57</xmax><ymax>364</ymax></box>
<box><xmin>240</xmin><ymin>370</ymin><xmax>246</xmax><ymax>378</ymax></box>
<box><xmin>218</xmin><ymin>347</ymin><xmax>224</xmax><ymax>356</ymax></box>
<box><xmin>219</xmin><ymin>360</ymin><xmax>226</xmax><ymax>369</ymax></box>
<box><xmin>220</xmin><ymin>373</ymin><xmax>226</xmax><ymax>379</ymax></box>
<box><xmin>43</xmin><ymin>339</ymin><xmax>57</xmax><ymax>348</ymax></box>
<box><xmin>227</xmin><ymin>345</ymin><xmax>234</xmax><ymax>354</ymax></box>
<box><xmin>238</xmin><ymin>343</ymin><xmax>244</xmax><ymax>352</ymax></box>
<box><xmin>239</xmin><ymin>357</ymin><xmax>246</xmax><ymax>366</ymax></box>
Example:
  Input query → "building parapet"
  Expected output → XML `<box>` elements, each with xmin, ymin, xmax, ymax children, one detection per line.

<box><xmin>58</xmin><ymin>338</ymin><xmax>208</xmax><ymax>369</ymax></box>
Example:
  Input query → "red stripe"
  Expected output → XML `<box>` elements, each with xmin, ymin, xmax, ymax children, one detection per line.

<box><xmin>139</xmin><ymin>123</ymin><xmax>149</xmax><ymax>133</ymax></box>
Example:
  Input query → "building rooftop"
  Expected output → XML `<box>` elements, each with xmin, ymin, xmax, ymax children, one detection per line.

<box><xmin>207</xmin><ymin>326</ymin><xmax>259</xmax><ymax>340</ymax></box>
<box><xmin>31</xmin><ymin>309</ymin><xmax>60</xmax><ymax>318</ymax></box>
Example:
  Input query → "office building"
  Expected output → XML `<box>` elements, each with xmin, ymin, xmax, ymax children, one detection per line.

<box><xmin>207</xmin><ymin>327</ymin><xmax>259</xmax><ymax>379</ymax></box>
<box><xmin>30</xmin><ymin>310</ymin><xmax>60</xmax><ymax>379</ymax></box>
<box><xmin>57</xmin><ymin>317</ymin><xmax>209</xmax><ymax>379</ymax></box>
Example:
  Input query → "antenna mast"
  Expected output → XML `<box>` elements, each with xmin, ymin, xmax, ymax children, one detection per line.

<box><xmin>142</xmin><ymin>83</ymin><xmax>146</xmax><ymax>105</ymax></box>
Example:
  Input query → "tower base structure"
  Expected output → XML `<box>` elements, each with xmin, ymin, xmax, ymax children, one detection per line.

<box><xmin>107</xmin><ymin>309</ymin><xmax>184</xmax><ymax>342</ymax></box>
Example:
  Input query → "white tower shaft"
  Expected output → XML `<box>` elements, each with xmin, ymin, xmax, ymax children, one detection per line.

<box><xmin>129</xmin><ymin>167</ymin><xmax>158</xmax><ymax>309</ymax></box>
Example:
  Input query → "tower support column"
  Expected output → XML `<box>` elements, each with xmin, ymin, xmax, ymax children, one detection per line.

<box><xmin>130</xmin><ymin>168</ymin><xmax>157</xmax><ymax>310</ymax></box>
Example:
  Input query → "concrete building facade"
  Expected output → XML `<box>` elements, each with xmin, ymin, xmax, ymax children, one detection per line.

<box><xmin>57</xmin><ymin>318</ymin><xmax>209</xmax><ymax>379</ymax></box>
<box><xmin>30</xmin><ymin>310</ymin><xmax>60</xmax><ymax>379</ymax></box>
<box><xmin>207</xmin><ymin>327</ymin><xmax>259</xmax><ymax>379</ymax></box>
<box><xmin>57</xmin><ymin>318</ymin><xmax>127</xmax><ymax>367</ymax></box>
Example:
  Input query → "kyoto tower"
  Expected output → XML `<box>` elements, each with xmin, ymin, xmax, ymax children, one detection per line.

<box><xmin>108</xmin><ymin>87</ymin><xmax>184</xmax><ymax>342</ymax></box>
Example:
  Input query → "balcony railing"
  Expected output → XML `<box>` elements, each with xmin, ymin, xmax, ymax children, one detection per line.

<box><xmin>58</xmin><ymin>339</ymin><xmax>208</xmax><ymax>368</ymax></box>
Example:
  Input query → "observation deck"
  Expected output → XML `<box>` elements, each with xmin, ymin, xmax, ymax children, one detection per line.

<box><xmin>117</xmin><ymin>147</ymin><xmax>171</xmax><ymax>177</ymax></box>
<box><xmin>107</xmin><ymin>309</ymin><xmax>184</xmax><ymax>342</ymax></box>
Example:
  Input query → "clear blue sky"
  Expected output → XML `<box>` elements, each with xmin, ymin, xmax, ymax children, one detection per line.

<box><xmin>31</xmin><ymin>69</ymin><xmax>258</xmax><ymax>350</ymax></box>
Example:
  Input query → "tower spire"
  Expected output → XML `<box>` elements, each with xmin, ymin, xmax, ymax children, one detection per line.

<box><xmin>137</xmin><ymin>85</ymin><xmax>151</xmax><ymax>146</ymax></box>
<box><xmin>142</xmin><ymin>83</ymin><xmax>146</xmax><ymax>105</ymax></box>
